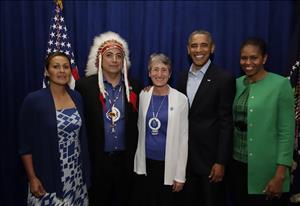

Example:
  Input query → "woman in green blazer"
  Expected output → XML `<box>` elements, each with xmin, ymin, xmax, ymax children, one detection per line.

<box><xmin>229</xmin><ymin>37</ymin><xmax>294</xmax><ymax>206</ymax></box>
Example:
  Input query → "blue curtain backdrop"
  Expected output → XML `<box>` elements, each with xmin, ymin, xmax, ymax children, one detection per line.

<box><xmin>0</xmin><ymin>1</ymin><xmax>297</xmax><ymax>205</ymax></box>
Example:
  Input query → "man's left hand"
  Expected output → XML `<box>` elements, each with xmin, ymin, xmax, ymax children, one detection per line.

<box><xmin>208</xmin><ymin>163</ymin><xmax>224</xmax><ymax>183</ymax></box>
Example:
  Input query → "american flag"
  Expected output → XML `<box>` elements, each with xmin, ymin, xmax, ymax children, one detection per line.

<box><xmin>288</xmin><ymin>2</ymin><xmax>300</xmax><ymax>199</ymax></box>
<box><xmin>44</xmin><ymin>1</ymin><xmax>80</xmax><ymax>89</ymax></box>
<box><xmin>289</xmin><ymin>60</ymin><xmax>300</xmax><ymax>156</ymax></box>
<box><xmin>289</xmin><ymin>59</ymin><xmax>300</xmax><ymax>202</ymax></box>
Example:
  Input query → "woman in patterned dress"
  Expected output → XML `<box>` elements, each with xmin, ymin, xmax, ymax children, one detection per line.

<box><xmin>18</xmin><ymin>52</ymin><xmax>90</xmax><ymax>206</ymax></box>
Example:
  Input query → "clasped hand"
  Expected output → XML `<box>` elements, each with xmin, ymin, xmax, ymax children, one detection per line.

<box><xmin>29</xmin><ymin>177</ymin><xmax>46</xmax><ymax>198</ymax></box>
<box><xmin>263</xmin><ymin>175</ymin><xmax>284</xmax><ymax>200</ymax></box>
<box><xmin>209</xmin><ymin>163</ymin><xmax>224</xmax><ymax>183</ymax></box>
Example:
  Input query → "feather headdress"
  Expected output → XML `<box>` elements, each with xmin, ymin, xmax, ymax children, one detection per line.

<box><xmin>85</xmin><ymin>31</ymin><xmax>131</xmax><ymax>101</ymax></box>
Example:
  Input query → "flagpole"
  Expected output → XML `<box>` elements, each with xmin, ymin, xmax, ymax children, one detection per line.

<box><xmin>43</xmin><ymin>0</ymin><xmax>80</xmax><ymax>89</ymax></box>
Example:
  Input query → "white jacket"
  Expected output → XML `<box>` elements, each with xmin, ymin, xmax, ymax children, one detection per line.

<box><xmin>134</xmin><ymin>86</ymin><xmax>189</xmax><ymax>185</ymax></box>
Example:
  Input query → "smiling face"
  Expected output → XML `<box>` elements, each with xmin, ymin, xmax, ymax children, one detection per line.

<box><xmin>240</xmin><ymin>44</ymin><xmax>267</xmax><ymax>80</ymax></box>
<box><xmin>45</xmin><ymin>55</ymin><xmax>71</xmax><ymax>87</ymax></box>
<box><xmin>187</xmin><ymin>33</ymin><xmax>215</xmax><ymax>67</ymax></box>
<box><xmin>101</xmin><ymin>48</ymin><xmax>124</xmax><ymax>76</ymax></box>
<box><xmin>149</xmin><ymin>61</ymin><xmax>171</xmax><ymax>88</ymax></box>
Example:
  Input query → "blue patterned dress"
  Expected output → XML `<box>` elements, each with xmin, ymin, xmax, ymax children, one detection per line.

<box><xmin>28</xmin><ymin>108</ymin><xmax>88</xmax><ymax>206</ymax></box>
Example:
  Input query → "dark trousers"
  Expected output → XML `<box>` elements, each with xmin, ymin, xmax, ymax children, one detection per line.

<box><xmin>182</xmin><ymin>171</ymin><xmax>226</xmax><ymax>206</ymax></box>
<box><xmin>88</xmin><ymin>152</ymin><xmax>133</xmax><ymax>206</ymax></box>
<box><xmin>228</xmin><ymin>159</ymin><xmax>289</xmax><ymax>206</ymax></box>
<box><xmin>134</xmin><ymin>158</ymin><xmax>175</xmax><ymax>206</ymax></box>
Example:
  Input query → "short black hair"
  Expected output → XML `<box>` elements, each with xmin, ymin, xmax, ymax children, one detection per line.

<box><xmin>188</xmin><ymin>29</ymin><xmax>214</xmax><ymax>46</ymax></box>
<box><xmin>240</xmin><ymin>37</ymin><xmax>267</xmax><ymax>56</ymax></box>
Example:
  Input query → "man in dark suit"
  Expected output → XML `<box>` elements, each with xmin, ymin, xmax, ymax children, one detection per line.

<box><xmin>177</xmin><ymin>30</ymin><xmax>236</xmax><ymax>206</ymax></box>
<box><xmin>75</xmin><ymin>31</ymin><xmax>141</xmax><ymax>206</ymax></box>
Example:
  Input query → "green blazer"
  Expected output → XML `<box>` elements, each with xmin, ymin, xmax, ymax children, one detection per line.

<box><xmin>234</xmin><ymin>72</ymin><xmax>294</xmax><ymax>194</ymax></box>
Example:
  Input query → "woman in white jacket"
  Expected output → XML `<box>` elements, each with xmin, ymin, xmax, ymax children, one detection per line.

<box><xmin>134</xmin><ymin>53</ymin><xmax>189</xmax><ymax>206</ymax></box>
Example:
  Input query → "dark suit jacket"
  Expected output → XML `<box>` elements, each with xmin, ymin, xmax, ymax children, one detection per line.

<box><xmin>75</xmin><ymin>74</ymin><xmax>141</xmax><ymax>183</ymax></box>
<box><xmin>178</xmin><ymin>63</ymin><xmax>235</xmax><ymax>176</ymax></box>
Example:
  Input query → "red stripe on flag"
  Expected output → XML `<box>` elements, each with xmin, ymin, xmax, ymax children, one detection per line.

<box><xmin>71</xmin><ymin>66</ymin><xmax>80</xmax><ymax>80</ymax></box>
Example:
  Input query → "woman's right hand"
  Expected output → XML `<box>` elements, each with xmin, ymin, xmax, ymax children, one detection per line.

<box><xmin>20</xmin><ymin>155</ymin><xmax>46</xmax><ymax>198</ymax></box>
<box><xmin>29</xmin><ymin>177</ymin><xmax>46</xmax><ymax>198</ymax></box>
